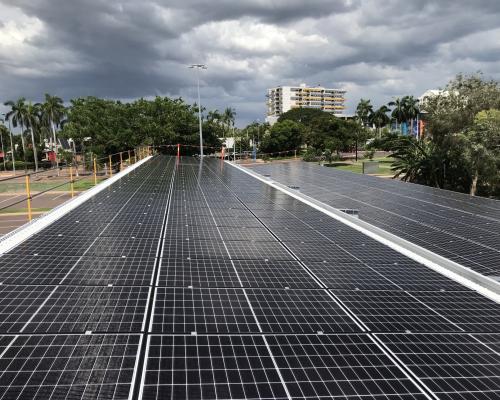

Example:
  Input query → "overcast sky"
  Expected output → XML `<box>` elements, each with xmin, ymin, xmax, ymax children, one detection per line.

<box><xmin>1</xmin><ymin>0</ymin><xmax>500</xmax><ymax>126</ymax></box>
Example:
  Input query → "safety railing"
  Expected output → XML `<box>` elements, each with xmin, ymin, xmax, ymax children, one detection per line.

<box><xmin>0</xmin><ymin>146</ymin><xmax>152</xmax><ymax>235</ymax></box>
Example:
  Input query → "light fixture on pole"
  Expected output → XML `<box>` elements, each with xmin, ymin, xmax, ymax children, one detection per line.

<box><xmin>188</xmin><ymin>64</ymin><xmax>207</xmax><ymax>157</ymax></box>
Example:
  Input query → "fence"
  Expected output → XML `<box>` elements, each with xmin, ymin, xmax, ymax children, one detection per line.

<box><xmin>0</xmin><ymin>146</ymin><xmax>151</xmax><ymax>235</ymax></box>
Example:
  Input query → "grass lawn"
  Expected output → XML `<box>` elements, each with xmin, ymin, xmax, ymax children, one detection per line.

<box><xmin>327</xmin><ymin>157</ymin><xmax>396</xmax><ymax>176</ymax></box>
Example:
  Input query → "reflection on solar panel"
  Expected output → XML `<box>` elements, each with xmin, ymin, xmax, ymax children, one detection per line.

<box><xmin>249</xmin><ymin>161</ymin><xmax>500</xmax><ymax>277</ymax></box>
<box><xmin>376</xmin><ymin>333</ymin><xmax>500</xmax><ymax>399</ymax></box>
<box><xmin>0</xmin><ymin>334</ymin><xmax>141</xmax><ymax>399</ymax></box>
<box><xmin>0</xmin><ymin>155</ymin><xmax>498</xmax><ymax>399</ymax></box>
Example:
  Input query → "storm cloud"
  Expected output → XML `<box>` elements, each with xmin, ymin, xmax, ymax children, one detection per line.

<box><xmin>1</xmin><ymin>0</ymin><xmax>499</xmax><ymax>125</ymax></box>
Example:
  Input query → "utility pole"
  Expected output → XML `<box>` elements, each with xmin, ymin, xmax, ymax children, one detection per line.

<box><xmin>188</xmin><ymin>64</ymin><xmax>207</xmax><ymax>157</ymax></box>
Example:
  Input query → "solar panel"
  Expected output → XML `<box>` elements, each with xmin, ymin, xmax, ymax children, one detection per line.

<box><xmin>376</xmin><ymin>333</ymin><xmax>500</xmax><ymax>400</ymax></box>
<box><xmin>25</xmin><ymin>286</ymin><xmax>149</xmax><ymax>333</ymax></box>
<box><xmin>0</xmin><ymin>334</ymin><xmax>141</xmax><ymax>399</ymax></box>
<box><xmin>141</xmin><ymin>335</ymin><xmax>289</xmax><ymax>399</ymax></box>
<box><xmin>266</xmin><ymin>334</ymin><xmax>428</xmax><ymax>399</ymax></box>
<box><xmin>0</xmin><ymin>254</ymin><xmax>77</xmax><ymax>285</ymax></box>
<box><xmin>249</xmin><ymin>161</ymin><xmax>500</xmax><ymax>277</ymax></box>
<box><xmin>1</xmin><ymin>155</ymin><xmax>499</xmax><ymax>400</ymax></box>
<box><xmin>63</xmin><ymin>255</ymin><xmax>155</xmax><ymax>286</ymax></box>
<box><xmin>333</xmin><ymin>289</ymin><xmax>460</xmax><ymax>332</ymax></box>
<box><xmin>246</xmin><ymin>288</ymin><xmax>361</xmax><ymax>333</ymax></box>
<box><xmin>0</xmin><ymin>285</ymin><xmax>54</xmax><ymax>333</ymax></box>
<box><xmin>151</xmin><ymin>287</ymin><xmax>260</xmax><ymax>334</ymax></box>
<box><xmin>233</xmin><ymin>259</ymin><xmax>321</xmax><ymax>289</ymax></box>
<box><xmin>158</xmin><ymin>258</ymin><xmax>241</xmax><ymax>288</ymax></box>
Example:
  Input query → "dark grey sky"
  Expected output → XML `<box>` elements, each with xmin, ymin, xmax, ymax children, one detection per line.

<box><xmin>1</xmin><ymin>0</ymin><xmax>499</xmax><ymax>126</ymax></box>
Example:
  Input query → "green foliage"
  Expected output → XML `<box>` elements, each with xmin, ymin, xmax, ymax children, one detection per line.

<box><xmin>302</xmin><ymin>147</ymin><xmax>321</xmax><ymax>162</ymax></box>
<box><xmin>61</xmin><ymin>96</ymin><xmax>222</xmax><ymax>157</ymax></box>
<box><xmin>364</xmin><ymin>149</ymin><xmax>375</xmax><ymax>160</ymax></box>
<box><xmin>278</xmin><ymin>108</ymin><xmax>327</xmax><ymax>126</ymax></box>
<box><xmin>391</xmin><ymin>73</ymin><xmax>500</xmax><ymax>197</ymax></box>
<box><xmin>260</xmin><ymin>120</ymin><xmax>305</xmax><ymax>154</ymax></box>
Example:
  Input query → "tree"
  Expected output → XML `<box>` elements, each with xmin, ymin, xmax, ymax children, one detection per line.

<box><xmin>41</xmin><ymin>94</ymin><xmax>65</xmax><ymax>171</ymax></box>
<box><xmin>370</xmin><ymin>105</ymin><xmax>391</xmax><ymax>137</ymax></box>
<box><xmin>222</xmin><ymin>107</ymin><xmax>236</xmax><ymax>140</ymax></box>
<box><xmin>278</xmin><ymin>108</ymin><xmax>328</xmax><ymax>126</ymax></box>
<box><xmin>4</xmin><ymin>98</ymin><xmax>28</xmax><ymax>169</ymax></box>
<box><xmin>356</xmin><ymin>99</ymin><xmax>373</xmax><ymax>127</ymax></box>
<box><xmin>403</xmin><ymin>96</ymin><xmax>419</xmax><ymax>136</ymax></box>
<box><xmin>388</xmin><ymin>98</ymin><xmax>406</xmax><ymax>133</ymax></box>
<box><xmin>456</xmin><ymin>109</ymin><xmax>500</xmax><ymax>196</ymax></box>
<box><xmin>260</xmin><ymin>120</ymin><xmax>305</xmax><ymax>154</ymax></box>
<box><xmin>24</xmin><ymin>101</ymin><xmax>40</xmax><ymax>172</ymax></box>
<box><xmin>391</xmin><ymin>136</ymin><xmax>444</xmax><ymax>188</ymax></box>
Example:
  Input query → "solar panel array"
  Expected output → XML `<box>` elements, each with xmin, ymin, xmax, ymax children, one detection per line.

<box><xmin>0</xmin><ymin>155</ymin><xmax>499</xmax><ymax>399</ymax></box>
<box><xmin>250</xmin><ymin>161</ymin><xmax>500</xmax><ymax>278</ymax></box>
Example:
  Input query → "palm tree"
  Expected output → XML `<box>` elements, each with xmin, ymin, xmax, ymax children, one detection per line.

<box><xmin>370</xmin><ymin>105</ymin><xmax>391</xmax><ymax>137</ymax></box>
<box><xmin>25</xmin><ymin>101</ymin><xmax>40</xmax><ymax>172</ymax></box>
<box><xmin>391</xmin><ymin>136</ymin><xmax>442</xmax><ymax>188</ymax></box>
<box><xmin>388</xmin><ymin>98</ymin><xmax>406</xmax><ymax>133</ymax></box>
<box><xmin>41</xmin><ymin>94</ymin><xmax>65</xmax><ymax>171</ymax></box>
<box><xmin>403</xmin><ymin>96</ymin><xmax>420</xmax><ymax>136</ymax></box>
<box><xmin>222</xmin><ymin>107</ymin><xmax>236</xmax><ymax>141</ymax></box>
<box><xmin>356</xmin><ymin>99</ymin><xmax>373</xmax><ymax>127</ymax></box>
<box><xmin>4</xmin><ymin>98</ymin><xmax>28</xmax><ymax>171</ymax></box>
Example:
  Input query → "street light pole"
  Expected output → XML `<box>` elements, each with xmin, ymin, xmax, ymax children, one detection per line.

<box><xmin>189</xmin><ymin>64</ymin><xmax>207</xmax><ymax>157</ymax></box>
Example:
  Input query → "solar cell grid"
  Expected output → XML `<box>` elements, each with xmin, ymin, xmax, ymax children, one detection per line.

<box><xmin>162</xmin><ymin>238</ymin><xmax>229</xmax><ymax>260</ymax></box>
<box><xmin>164</xmin><ymin>223</ymin><xmax>221</xmax><ymax>241</ymax></box>
<box><xmin>87</xmin><ymin>236</ymin><xmax>159</xmax><ymax>258</ymax></box>
<box><xmin>411</xmin><ymin>291</ymin><xmax>500</xmax><ymax>332</ymax></box>
<box><xmin>0</xmin><ymin>334</ymin><xmax>140</xmax><ymax>400</ymax></box>
<box><xmin>233</xmin><ymin>260</ymin><xmax>320</xmax><ymax>289</ymax></box>
<box><xmin>304</xmin><ymin>262</ymin><xmax>402</xmax><ymax>291</ymax></box>
<box><xmin>250</xmin><ymin>162</ymin><xmax>500</xmax><ymax>276</ymax></box>
<box><xmin>26</xmin><ymin>285</ymin><xmax>149</xmax><ymax>333</ymax></box>
<box><xmin>282</xmin><ymin>241</ymin><xmax>359</xmax><ymax>263</ymax></box>
<box><xmin>266</xmin><ymin>334</ymin><xmax>428</xmax><ymax>400</ymax></box>
<box><xmin>0</xmin><ymin>285</ymin><xmax>54</xmax><ymax>333</ymax></box>
<box><xmin>376</xmin><ymin>333</ymin><xmax>500</xmax><ymax>400</ymax></box>
<box><xmin>10</xmin><ymin>235</ymin><xmax>95</xmax><ymax>255</ymax></box>
<box><xmin>63</xmin><ymin>255</ymin><xmax>155</xmax><ymax>286</ymax></box>
<box><xmin>246</xmin><ymin>288</ymin><xmax>361</xmax><ymax>333</ymax></box>
<box><xmin>151</xmin><ymin>287</ymin><xmax>259</xmax><ymax>334</ymax></box>
<box><xmin>142</xmin><ymin>335</ymin><xmax>289</xmax><ymax>400</ymax></box>
<box><xmin>333</xmin><ymin>289</ymin><xmax>460</xmax><ymax>333</ymax></box>
<box><xmin>0</xmin><ymin>254</ymin><xmax>77</xmax><ymax>285</ymax></box>
<box><xmin>223</xmin><ymin>240</ymin><xmax>295</xmax><ymax>261</ymax></box>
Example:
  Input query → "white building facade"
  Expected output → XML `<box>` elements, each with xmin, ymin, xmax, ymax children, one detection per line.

<box><xmin>266</xmin><ymin>83</ymin><xmax>346</xmax><ymax>124</ymax></box>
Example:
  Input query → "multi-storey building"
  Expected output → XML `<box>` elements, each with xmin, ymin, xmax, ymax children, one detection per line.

<box><xmin>266</xmin><ymin>83</ymin><xmax>346</xmax><ymax>124</ymax></box>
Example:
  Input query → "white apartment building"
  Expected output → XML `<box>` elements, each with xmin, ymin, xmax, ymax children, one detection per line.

<box><xmin>266</xmin><ymin>83</ymin><xmax>346</xmax><ymax>124</ymax></box>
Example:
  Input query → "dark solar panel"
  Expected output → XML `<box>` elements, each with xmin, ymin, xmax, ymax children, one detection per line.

<box><xmin>158</xmin><ymin>258</ymin><xmax>241</xmax><ymax>288</ymax></box>
<box><xmin>333</xmin><ymin>289</ymin><xmax>460</xmax><ymax>332</ymax></box>
<box><xmin>0</xmin><ymin>285</ymin><xmax>54</xmax><ymax>333</ymax></box>
<box><xmin>63</xmin><ymin>255</ymin><xmax>155</xmax><ymax>286</ymax></box>
<box><xmin>266</xmin><ymin>334</ymin><xmax>428</xmax><ymax>400</ymax></box>
<box><xmin>246</xmin><ymin>288</ymin><xmax>361</xmax><ymax>333</ymax></box>
<box><xmin>233</xmin><ymin>259</ymin><xmax>320</xmax><ymax>289</ymax></box>
<box><xmin>0</xmin><ymin>254</ymin><xmax>77</xmax><ymax>285</ymax></box>
<box><xmin>25</xmin><ymin>286</ymin><xmax>149</xmax><ymax>333</ymax></box>
<box><xmin>0</xmin><ymin>334</ymin><xmax>141</xmax><ymax>399</ymax></box>
<box><xmin>376</xmin><ymin>333</ymin><xmax>500</xmax><ymax>400</ymax></box>
<box><xmin>142</xmin><ymin>335</ymin><xmax>289</xmax><ymax>399</ymax></box>
<box><xmin>151</xmin><ymin>287</ymin><xmax>260</xmax><ymax>334</ymax></box>
<box><xmin>249</xmin><ymin>161</ymin><xmax>500</xmax><ymax>276</ymax></box>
